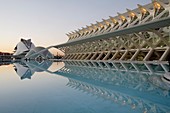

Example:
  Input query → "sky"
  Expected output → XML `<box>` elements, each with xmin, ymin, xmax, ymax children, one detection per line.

<box><xmin>0</xmin><ymin>0</ymin><xmax>150</xmax><ymax>52</ymax></box>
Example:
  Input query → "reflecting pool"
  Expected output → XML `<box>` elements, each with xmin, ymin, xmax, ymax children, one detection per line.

<box><xmin>0</xmin><ymin>60</ymin><xmax>170</xmax><ymax>113</ymax></box>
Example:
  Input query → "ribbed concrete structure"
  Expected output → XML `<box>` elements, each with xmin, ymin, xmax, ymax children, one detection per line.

<box><xmin>55</xmin><ymin>0</ymin><xmax>170</xmax><ymax>62</ymax></box>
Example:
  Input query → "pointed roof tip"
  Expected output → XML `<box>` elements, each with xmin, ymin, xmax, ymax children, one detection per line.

<box><xmin>91</xmin><ymin>23</ymin><xmax>96</xmax><ymax>27</ymax></box>
<box><xmin>117</xmin><ymin>12</ymin><xmax>121</xmax><ymax>15</ymax></box>
<box><xmin>21</xmin><ymin>38</ymin><xmax>24</xmax><ymax>41</ymax></box>
<box><xmin>102</xmin><ymin>19</ymin><xmax>105</xmax><ymax>21</ymax></box>
<box><xmin>86</xmin><ymin>25</ymin><xmax>89</xmax><ymax>28</ymax></box>
<box><xmin>68</xmin><ymin>32</ymin><xmax>72</xmax><ymax>35</ymax></box>
<box><xmin>66</xmin><ymin>33</ymin><xmax>71</xmax><ymax>36</ymax></box>
<box><xmin>109</xmin><ymin>16</ymin><xmax>115</xmax><ymax>20</ymax></box>
<box><xmin>126</xmin><ymin>8</ymin><xmax>131</xmax><ymax>11</ymax></box>
<box><xmin>137</xmin><ymin>4</ymin><xmax>142</xmax><ymax>7</ymax></box>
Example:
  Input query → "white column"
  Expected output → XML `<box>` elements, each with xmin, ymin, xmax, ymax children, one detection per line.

<box><xmin>90</xmin><ymin>53</ymin><xmax>98</xmax><ymax>60</ymax></box>
<box><xmin>110</xmin><ymin>51</ymin><xmax>119</xmax><ymax>60</ymax></box>
<box><xmin>130</xmin><ymin>49</ymin><xmax>140</xmax><ymax>61</ymax></box>
<box><xmin>159</xmin><ymin>47</ymin><xmax>170</xmax><ymax>61</ymax></box>
<box><xmin>103</xmin><ymin>51</ymin><xmax>111</xmax><ymax>60</ymax></box>
<box><xmin>120</xmin><ymin>50</ymin><xmax>128</xmax><ymax>60</ymax></box>
<box><xmin>144</xmin><ymin>48</ymin><xmax>154</xmax><ymax>61</ymax></box>
<box><xmin>96</xmin><ymin>52</ymin><xmax>104</xmax><ymax>60</ymax></box>
<box><xmin>85</xmin><ymin>53</ymin><xmax>92</xmax><ymax>60</ymax></box>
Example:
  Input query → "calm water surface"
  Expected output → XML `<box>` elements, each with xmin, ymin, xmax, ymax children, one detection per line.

<box><xmin>0</xmin><ymin>61</ymin><xmax>170</xmax><ymax>113</ymax></box>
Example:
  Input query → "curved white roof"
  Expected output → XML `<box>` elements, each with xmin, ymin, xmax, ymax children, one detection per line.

<box><xmin>25</xmin><ymin>46</ymin><xmax>53</xmax><ymax>59</ymax></box>
<box><xmin>13</xmin><ymin>39</ymin><xmax>35</xmax><ymax>56</ymax></box>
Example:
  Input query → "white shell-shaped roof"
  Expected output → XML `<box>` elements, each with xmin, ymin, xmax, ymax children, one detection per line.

<box><xmin>25</xmin><ymin>46</ymin><xmax>53</xmax><ymax>59</ymax></box>
<box><xmin>13</xmin><ymin>39</ymin><xmax>35</xmax><ymax>56</ymax></box>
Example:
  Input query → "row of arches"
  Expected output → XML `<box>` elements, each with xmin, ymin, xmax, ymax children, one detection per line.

<box><xmin>63</xmin><ymin>26</ymin><xmax>170</xmax><ymax>61</ymax></box>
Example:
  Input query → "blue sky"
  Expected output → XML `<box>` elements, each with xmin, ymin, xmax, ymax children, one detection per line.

<box><xmin>0</xmin><ymin>0</ymin><xmax>150</xmax><ymax>52</ymax></box>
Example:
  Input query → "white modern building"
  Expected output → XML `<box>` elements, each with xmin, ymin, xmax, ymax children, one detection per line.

<box><xmin>25</xmin><ymin>46</ymin><xmax>54</xmax><ymax>60</ymax></box>
<box><xmin>54</xmin><ymin>0</ymin><xmax>170</xmax><ymax>62</ymax></box>
<box><xmin>13</xmin><ymin>38</ymin><xmax>54</xmax><ymax>60</ymax></box>
<box><xmin>13</xmin><ymin>39</ymin><xmax>35</xmax><ymax>58</ymax></box>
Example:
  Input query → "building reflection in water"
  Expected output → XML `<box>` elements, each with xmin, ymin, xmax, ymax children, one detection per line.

<box><xmin>13</xmin><ymin>60</ymin><xmax>64</xmax><ymax>79</ymax></box>
<box><xmin>13</xmin><ymin>60</ymin><xmax>170</xmax><ymax>113</ymax></box>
